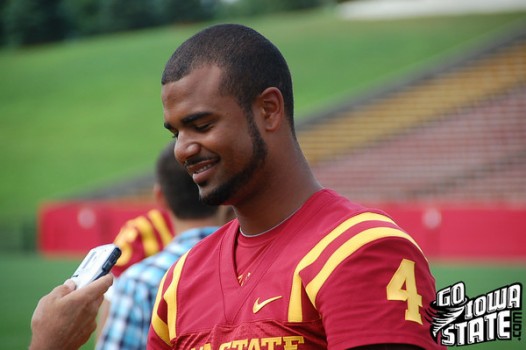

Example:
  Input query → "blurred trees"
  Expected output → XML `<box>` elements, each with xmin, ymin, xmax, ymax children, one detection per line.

<box><xmin>0</xmin><ymin>0</ymin><xmax>330</xmax><ymax>47</ymax></box>
<box><xmin>3</xmin><ymin>0</ymin><xmax>71</xmax><ymax>46</ymax></box>
<box><xmin>217</xmin><ymin>0</ymin><xmax>326</xmax><ymax>18</ymax></box>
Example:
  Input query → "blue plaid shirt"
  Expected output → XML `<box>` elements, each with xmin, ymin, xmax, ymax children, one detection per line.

<box><xmin>96</xmin><ymin>226</ymin><xmax>218</xmax><ymax>350</ymax></box>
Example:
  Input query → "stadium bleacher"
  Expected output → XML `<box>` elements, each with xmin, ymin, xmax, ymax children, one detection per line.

<box><xmin>299</xmin><ymin>25</ymin><xmax>526</xmax><ymax>204</ymax></box>
<box><xmin>308</xmin><ymin>86</ymin><xmax>525</xmax><ymax>202</ymax></box>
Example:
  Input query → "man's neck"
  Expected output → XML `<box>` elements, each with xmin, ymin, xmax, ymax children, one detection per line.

<box><xmin>234</xmin><ymin>163</ymin><xmax>322</xmax><ymax>236</ymax></box>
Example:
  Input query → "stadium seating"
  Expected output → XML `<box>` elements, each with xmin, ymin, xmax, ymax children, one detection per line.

<box><xmin>298</xmin><ymin>26</ymin><xmax>526</xmax><ymax>204</ymax></box>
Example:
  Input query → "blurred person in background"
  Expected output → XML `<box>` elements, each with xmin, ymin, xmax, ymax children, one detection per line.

<box><xmin>96</xmin><ymin>142</ymin><xmax>180</xmax><ymax>336</ymax></box>
<box><xmin>111</xmin><ymin>201</ymin><xmax>174</xmax><ymax>278</ymax></box>
<box><xmin>29</xmin><ymin>141</ymin><xmax>230</xmax><ymax>350</ymax></box>
<box><xmin>148</xmin><ymin>24</ymin><xmax>443</xmax><ymax>350</ymax></box>
<box><xmin>97</xmin><ymin>204</ymin><xmax>175</xmax><ymax>338</ymax></box>
<box><xmin>96</xmin><ymin>141</ymin><xmax>232</xmax><ymax>349</ymax></box>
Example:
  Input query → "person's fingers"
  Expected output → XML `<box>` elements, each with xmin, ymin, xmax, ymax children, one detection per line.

<box><xmin>49</xmin><ymin>282</ymin><xmax>75</xmax><ymax>299</ymax></box>
<box><xmin>84</xmin><ymin>274</ymin><xmax>113</xmax><ymax>294</ymax></box>
<box><xmin>93</xmin><ymin>294</ymin><xmax>105</xmax><ymax>308</ymax></box>
<box><xmin>63</xmin><ymin>279</ymin><xmax>77</xmax><ymax>290</ymax></box>
<box><xmin>67</xmin><ymin>274</ymin><xmax>113</xmax><ymax>305</ymax></box>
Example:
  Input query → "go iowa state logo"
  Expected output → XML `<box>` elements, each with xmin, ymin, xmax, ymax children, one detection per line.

<box><xmin>428</xmin><ymin>282</ymin><xmax>523</xmax><ymax>346</ymax></box>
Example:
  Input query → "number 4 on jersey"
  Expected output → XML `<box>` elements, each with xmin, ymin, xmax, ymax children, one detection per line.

<box><xmin>386</xmin><ymin>258</ymin><xmax>423</xmax><ymax>325</ymax></box>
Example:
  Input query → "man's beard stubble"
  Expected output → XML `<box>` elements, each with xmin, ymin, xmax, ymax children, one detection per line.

<box><xmin>200</xmin><ymin>113</ymin><xmax>268</xmax><ymax>206</ymax></box>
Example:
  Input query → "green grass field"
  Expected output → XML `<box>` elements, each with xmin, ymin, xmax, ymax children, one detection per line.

<box><xmin>0</xmin><ymin>254</ymin><xmax>524</xmax><ymax>349</ymax></box>
<box><xmin>1</xmin><ymin>9</ymin><xmax>526</xmax><ymax>236</ymax></box>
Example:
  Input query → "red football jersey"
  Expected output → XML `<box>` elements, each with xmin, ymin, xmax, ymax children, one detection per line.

<box><xmin>148</xmin><ymin>190</ymin><xmax>443</xmax><ymax>350</ymax></box>
<box><xmin>112</xmin><ymin>209</ymin><xmax>175</xmax><ymax>277</ymax></box>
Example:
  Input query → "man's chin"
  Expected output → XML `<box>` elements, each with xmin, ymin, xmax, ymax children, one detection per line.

<box><xmin>200</xmin><ymin>194</ymin><xmax>226</xmax><ymax>206</ymax></box>
<box><xmin>199</xmin><ymin>189</ymin><xmax>224</xmax><ymax>206</ymax></box>
<box><xmin>198</xmin><ymin>183</ymin><xmax>234</xmax><ymax>206</ymax></box>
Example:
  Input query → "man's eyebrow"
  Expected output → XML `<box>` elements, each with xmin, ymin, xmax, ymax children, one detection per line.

<box><xmin>181</xmin><ymin>112</ymin><xmax>212</xmax><ymax>125</ymax></box>
<box><xmin>164</xmin><ymin>112</ymin><xmax>212</xmax><ymax>131</ymax></box>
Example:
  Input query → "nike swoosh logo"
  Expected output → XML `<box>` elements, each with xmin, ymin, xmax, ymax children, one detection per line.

<box><xmin>253</xmin><ymin>296</ymin><xmax>282</xmax><ymax>313</ymax></box>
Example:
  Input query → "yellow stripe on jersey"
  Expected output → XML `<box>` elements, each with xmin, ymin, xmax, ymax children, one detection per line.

<box><xmin>148</xmin><ymin>210</ymin><xmax>173</xmax><ymax>246</ymax></box>
<box><xmin>288</xmin><ymin>212</ymin><xmax>395</xmax><ymax>322</ymax></box>
<box><xmin>113</xmin><ymin>226</ymin><xmax>138</xmax><ymax>266</ymax></box>
<box><xmin>304</xmin><ymin>226</ymin><xmax>424</xmax><ymax>307</ymax></box>
<box><xmin>166</xmin><ymin>251</ymin><xmax>189</xmax><ymax>340</ymax></box>
<box><xmin>152</xmin><ymin>273</ymin><xmax>170</xmax><ymax>345</ymax></box>
<box><xmin>135</xmin><ymin>216</ymin><xmax>159</xmax><ymax>256</ymax></box>
<box><xmin>151</xmin><ymin>252</ymin><xmax>189</xmax><ymax>346</ymax></box>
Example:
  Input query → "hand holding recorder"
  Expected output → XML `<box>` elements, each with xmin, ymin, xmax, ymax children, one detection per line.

<box><xmin>29</xmin><ymin>244</ymin><xmax>121</xmax><ymax>350</ymax></box>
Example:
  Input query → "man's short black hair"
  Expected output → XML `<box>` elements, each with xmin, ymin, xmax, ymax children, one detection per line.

<box><xmin>162</xmin><ymin>24</ymin><xmax>295</xmax><ymax>133</ymax></box>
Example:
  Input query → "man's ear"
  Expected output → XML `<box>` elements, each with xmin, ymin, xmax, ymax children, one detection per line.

<box><xmin>257</xmin><ymin>87</ymin><xmax>285</xmax><ymax>132</ymax></box>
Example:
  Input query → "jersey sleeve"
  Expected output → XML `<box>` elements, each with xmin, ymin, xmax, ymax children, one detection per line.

<box><xmin>299</xmin><ymin>220</ymin><xmax>443</xmax><ymax>350</ymax></box>
<box><xmin>113</xmin><ymin>210</ymin><xmax>174</xmax><ymax>277</ymax></box>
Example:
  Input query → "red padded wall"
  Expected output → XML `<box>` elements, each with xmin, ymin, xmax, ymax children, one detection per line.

<box><xmin>38</xmin><ymin>200</ymin><xmax>526</xmax><ymax>260</ymax></box>
<box><xmin>38</xmin><ymin>201</ymin><xmax>160</xmax><ymax>256</ymax></box>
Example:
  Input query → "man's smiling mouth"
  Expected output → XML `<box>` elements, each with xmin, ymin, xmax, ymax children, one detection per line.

<box><xmin>185</xmin><ymin>158</ymin><xmax>219</xmax><ymax>182</ymax></box>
